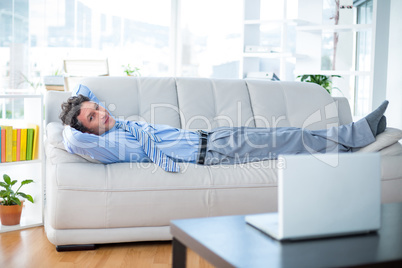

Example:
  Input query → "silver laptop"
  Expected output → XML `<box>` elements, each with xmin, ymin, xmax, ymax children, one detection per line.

<box><xmin>246</xmin><ymin>153</ymin><xmax>381</xmax><ymax>240</ymax></box>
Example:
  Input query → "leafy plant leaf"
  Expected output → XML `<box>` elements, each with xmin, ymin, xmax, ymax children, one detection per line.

<box><xmin>10</xmin><ymin>197</ymin><xmax>21</xmax><ymax>206</ymax></box>
<box><xmin>296</xmin><ymin>74</ymin><xmax>342</xmax><ymax>95</ymax></box>
<box><xmin>3</xmin><ymin>174</ymin><xmax>11</xmax><ymax>185</ymax></box>
<box><xmin>17</xmin><ymin>193</ymin><xmax>34</xmax><ymax>203</ymax></box>
<box><xmin>4</xmin><ymin>190</ymin><xmax>12</xmax><ymax>197</ymax></box>
<box><xmin>1</xmin><ymin>174</ymin><xmax>34</xmax><ymax>206</ymax></box>
<box><xmin>0</xmin><ymin>190</ymin><xmax>7</xmax><ymax>197</ymax></box>
<box><xmin>26</xmin><ymin>194</ymin><xmax>34</xmax><ymax>203</ymax></box>
<box><xmin>21</xmin><ymin>179</ymin><xmax>34</xmax><ymax>186</ymax></box>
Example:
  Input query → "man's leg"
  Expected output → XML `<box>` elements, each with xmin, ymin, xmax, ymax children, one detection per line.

<box><xmin>204</xmin><ymin>123</ymin><xmax>372</xmax><ymax>165</ymax></box>
<box><xmin>365</xmin><ymin>100</ymin><xmax>388</xmax><ymax>136</ymax></box>
<box><xmin>204</xmin><ymin>101</ymin><xmax>388</xmax><ymax>165</ymax></box>
<box><xmin>309</xmin><ymin>117</ymin><xmax>375</xmax><ymax>150</ymax></box>
<box><xmin>377</xmin><ymin>116</ymin><xmax>387</xmax><ymax>136</ymax></box>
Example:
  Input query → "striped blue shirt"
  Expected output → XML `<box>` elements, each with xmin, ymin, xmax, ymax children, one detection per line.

<box><xmin>63</xmin><ymin>85</ymin><xmax>200</xmax><ymax>164</ymax></box>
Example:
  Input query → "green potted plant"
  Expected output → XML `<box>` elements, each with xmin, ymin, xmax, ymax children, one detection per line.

<box><xmin>20</xmin><ymin>73</ymin><xmax>43</xmax><ymax>92</ymax></box>
<box><xmin>0</xmin><ymin>174</ymin><xmax>34</xmax><ymax>226</ymax></box>
<box><xmin>296</xmin><ymin>74</ymin><xmax>341</xmax><ymax>95</ymax></box>
<box><xmin>122</xmin><ymin>64</ymin><xmax>141</xmax><ymax>77</ymax></box>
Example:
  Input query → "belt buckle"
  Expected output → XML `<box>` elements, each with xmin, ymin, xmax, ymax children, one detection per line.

<box><xmin>197</xmin><ymin>130</ymin><xmax>208</xmax><ymax>138</ymax></box>
<box><xmin>197</xmin><ymin>130</ymin><xmax>208</xmax><ymax>165</ymax></box>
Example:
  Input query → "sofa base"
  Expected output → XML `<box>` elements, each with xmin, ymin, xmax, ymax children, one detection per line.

<box><xmin>56</xmin><ymin>244</ymin><xmax>96</xmax><ymax>252</ymax></box>
<box><xmin>45</xmin><ymin>219</ymin><xmax>173</xmax><ymax>247</ymax></box>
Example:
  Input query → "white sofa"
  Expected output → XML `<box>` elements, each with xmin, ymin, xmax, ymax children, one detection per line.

<box><xmin>44</xmin><ymin>77</ymin><xmax>402</xmax><ymax>250</ymax></box>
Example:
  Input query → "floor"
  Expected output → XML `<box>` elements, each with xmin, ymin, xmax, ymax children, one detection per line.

<box><xmin>0</xmin><ymin>226</ymin><xmax>214</xmax><ymax>268</ymax></box>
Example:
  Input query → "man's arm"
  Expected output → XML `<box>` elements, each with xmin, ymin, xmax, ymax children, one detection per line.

<box><xmin>72</xmin><ymin>84</ymin><xmax>99</xmax><ymax>101</ymax></box>
<box><xmin>63</xmin><ymin>84</ymin><xmax>120</xmax><ymax>163</ymax></box>
<box><xmin>62</xmin><ymin>125</ymin><xmax>131</xmax><ymax>164</ymax></box>
<box><xmin>63</xmin><ymin>84</ymin><xmax>150</xmax><ymax>164</ymax></box>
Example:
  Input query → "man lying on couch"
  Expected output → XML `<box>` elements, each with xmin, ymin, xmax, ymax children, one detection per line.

<box><xmin>59</xmin><ymin>84</ymin><xmax>389</xmax><ymax>172</ymax></box>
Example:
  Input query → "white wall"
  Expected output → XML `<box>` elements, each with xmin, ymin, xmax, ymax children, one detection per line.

<box><xmin>386</xmin><ymin>0</ymin><xmax>402</xmax><ymax>129</ymax></box>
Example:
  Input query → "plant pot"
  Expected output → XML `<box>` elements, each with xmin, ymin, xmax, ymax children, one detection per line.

<box><xmin>0</xmin><ymin>201</ymin><xmax>24</xmax><ymax>226</ymax></box>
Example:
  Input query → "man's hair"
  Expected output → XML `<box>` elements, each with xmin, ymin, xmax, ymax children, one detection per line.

<box><xmin>59</xmin><ymin>94</ymin><xmax>90</xmax><ymax>133</ymax></box>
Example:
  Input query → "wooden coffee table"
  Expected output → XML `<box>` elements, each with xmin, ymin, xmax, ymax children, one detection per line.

<box><xmin>170</xmin><ymin>202</ymin><xmax>402</xmax><ymax>268</ymax></box>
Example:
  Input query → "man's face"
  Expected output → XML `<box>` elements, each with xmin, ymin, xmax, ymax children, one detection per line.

<box><xmin>77</xmin><ymin>101</ymin><xmax>116</xmax><ymax>135</ymax></box>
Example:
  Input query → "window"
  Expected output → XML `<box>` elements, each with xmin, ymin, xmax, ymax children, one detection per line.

<box><xmin>1</xmin><ymin>0</ymin><xmax>245</xmax><ymax>93</ymax></box>
<box><xmin>0</xmin><ymin>0</ymin><xmax>29</xmax><ymax>91</ymax></box>
<box><xmin>32</xmin><ymin>0</ymin><xmax>171</xmax><ymax>77</ymax></box>
<box><xmin>1</xmin><ymin>0</ymin><xmax>172</xmax><ymax>93</ymax></box>
<box><xmin>178</xmin><ymin>0</ymin><xmax>243</xmax><ymax>78</ymax></box>
<box><xmin>354</xmin><ymin>0</ymin><xmax>373</xmax><ymax>116</ymax></box>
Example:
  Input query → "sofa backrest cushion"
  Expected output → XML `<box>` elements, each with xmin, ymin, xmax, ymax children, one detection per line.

<box><xmin>175</xmin><ymin>78</ymin><xmax>256</xmax><ymax>130</ymax></box>
<box><xmin>266</xmin><ymin>81</ymin><xmax>340</xmax><ymax>130</ymax></box>
<box><xmin>175</xmin><ymin>78</ymin><xmax>340</xmax><ymax>131</ymax></box>
<box><xmin>81</xmin><ymin>77</ymin><xmax>181</xmax><ymax>128</ymax></box>
<box><xmin>46</xmin><ymin>77</ymin><xmax>350</xmax><ymax>131</ymax></box>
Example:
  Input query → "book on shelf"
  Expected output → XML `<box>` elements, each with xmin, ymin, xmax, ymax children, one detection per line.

<box><xmin>29</xmin><ymin>124</ymin><xmax>40</xmax><ymax>160</ymax></box>
<box><xmin>244</xmin><ymin>45</ymin><xmax>271</xmax><ymax>53</ymax></box>
<box><xmin>12</xmin><ymin>129</ymin><xmax>17</xmax><ymax>162</ymax></box>
<box><xmin>16</xmin><ymin>129</ymin><xmax>21</xmax><ymax>161</ymax></box>
<box><xmin>45</xmin><ymin>85</ymin><xmax>65</xmax><ymax>91</ymax></box>
<box><xmin>20</xmin><ymin>128</ymin><xmax>27</xmax><ymax>161</ymax></box>
<box><xmin>0</xmin><ymin>127</ymin><xmax>1</xmax><ymax>162</ymax></box>
<box><xmin>4</xmin><ymin>126</ymin><xmax>12</xmax><ymax>162</ymax></box>
<box><xmin>246</xmin><ymin>72</ymin><xmax>280</xmax><ymax>81</ymax></box>
<box><xmin>0</xmin><ymin>128</ymin><xmax>5</xmax><ymax>162</ymax></box>
<box><xmin>0</xmin><ymin>124</ymin><xmax>39</xmax><ymax>163</ymax></box>
<box><xmin>244</xmin><ymin>46</ymin><xmax>283</xmax><ymax>54</ymax></box>
<box><xmin>26</xmin><ymin>128</ymin><xmax>34</xmax><ymax>161</ymax></box>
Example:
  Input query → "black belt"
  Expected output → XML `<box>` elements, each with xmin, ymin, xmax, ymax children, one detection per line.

<box><xmin>197</xmin><ymin>130</ymin><xmax>208</xmax><ymax>165</ymax></box>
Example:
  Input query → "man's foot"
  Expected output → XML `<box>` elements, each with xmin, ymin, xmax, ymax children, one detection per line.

<box><xmin>376</xmin><ymin>116</ymin><xmax>387</xmax><ymax>136</ymax></box>
<box><xmin>365</xmin><ymin>100</ymin><xmax>389</xmax><ymax>136</ymax></box>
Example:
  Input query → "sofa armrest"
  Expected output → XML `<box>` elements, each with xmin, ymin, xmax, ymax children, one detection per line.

<box><xmin>358</xmin><ymin>128</ymin><xmax>402</xmax><ymax>153</ymax></box>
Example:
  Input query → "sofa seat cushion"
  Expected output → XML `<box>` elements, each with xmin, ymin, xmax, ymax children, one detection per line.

<box><xmin>49</xmin><ymin>161</ymin><xmax>278</xmax><ymax>230</ymax></box>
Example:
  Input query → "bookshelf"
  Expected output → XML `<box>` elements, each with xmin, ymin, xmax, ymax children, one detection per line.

<box><xmin>241</xmin><ymin>0</ymin><xmax>299</xmax><ymax>80</ymax></box>
<box><xmin>242</xmin><ymin>0</ymin><xmax>383</xmax><ymax>117</ymax></box>
<box><xmin>0</xmin><ymin>93</ymin><xmax>44</xmax><ymax>233</ymax></box>
<box><xmin>294</xmin><ymin>0</ymin><xmax>380</xmax><ymax>117</ymax></box>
